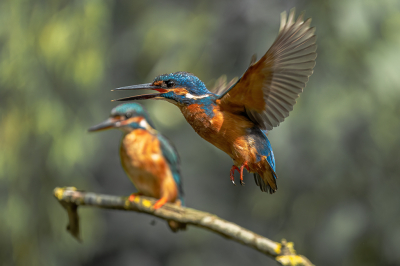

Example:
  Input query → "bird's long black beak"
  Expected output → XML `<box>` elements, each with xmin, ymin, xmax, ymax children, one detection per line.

<box><xmin>113</xmin><ymin>83</ymin><xmax>160</xmax><ymax>91</ymax></box>
<box><xmin>112</xmin><ymin>83</ymin><xmax>169</xmax><ymax>102</ymax></box>
<box><xmin>88</xmin><ymin>118</ymin><xmax>121</xmax><ymax>132</ymax></box>
<box><xmin>113</xmin><ymin>93</ymin><xmax>163</xmax><ymax>102</ymax></box>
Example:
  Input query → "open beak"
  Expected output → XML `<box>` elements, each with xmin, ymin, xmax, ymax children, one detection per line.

<box><xmin>112</xmin><ymin>83</ymin><xmax>169</xmax><ymax>102</ymax></box>
<box><xmin>88</xmin><ymin>117</ymin><xmax>122</xmax><ymax>132</ymax></box>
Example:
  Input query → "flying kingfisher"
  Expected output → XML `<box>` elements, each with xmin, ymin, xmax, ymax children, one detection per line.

<box><xmin>113</xmin><ymin>10</ymin><xmax>316</xmax><ymax>193</ymax></box>
<box><xmin>88</xmin><ymin>103</ymin><xmax>185</xmax><ymax>231</ymax></box>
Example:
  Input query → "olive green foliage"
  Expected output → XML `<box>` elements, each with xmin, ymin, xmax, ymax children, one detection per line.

<box><xmin>1</xmin><ymin>1</ymin><xmax>400</xmax><ymax>266</ymax></box>
<box><xmin>0</xmin><ymin>1</ymin><xmax>110</xmax><ymax>265</ymax></box>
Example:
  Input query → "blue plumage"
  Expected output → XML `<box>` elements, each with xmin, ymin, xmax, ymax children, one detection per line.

<box><xmin>157</xmin><ymin>133</ymin><xmax>184</xmax><ymax>205</ymax></box>
<box><xmin>246</xmin><ymin>127</ymin><xmax>277</xmax><ymax>193</ymax></box>
<box><xmin>111</xmin><ymin>103</ymin><xmax>157</xmax><ymax>129</ymax></box>
<box><xmin>155</xmin><ymin>72</ymin><xmax>210</xmax><ymax>95</ymax></box>
<box><xmin>260</xmin><ymin>130</ymin><xmax>276</xmax><ymax>173</ymax></box>
<box><xmin>89</xmin><ymin>103</ymin><xmax>185</xmax><ymax>209</ymax></box>
<box><xmin>114</xmin><ymin>10</ymin><xmax>317</xmax><ymax>194</ymax></box>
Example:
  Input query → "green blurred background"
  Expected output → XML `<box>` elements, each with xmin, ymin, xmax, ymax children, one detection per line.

<box><xmin>1</xmin><ymin>0</ymin><xmax>400</xmax><ymax>265</ymax></box>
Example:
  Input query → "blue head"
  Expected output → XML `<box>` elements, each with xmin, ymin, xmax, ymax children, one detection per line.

<box><xmin>113</xmin><ymin>72</ymin><xmax>216</xmax><ymax>106</ymax></box>
<box><xmin>88</xmin><ymin>103</ymin><xmax>156</xmax><ymax>133</ymax></box>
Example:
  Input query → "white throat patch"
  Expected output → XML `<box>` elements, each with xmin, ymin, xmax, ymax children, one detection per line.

<box><xmin>185</xmin><ymin>93</ymin><xmax>210</xmax><ymax>99</ymax></box>
<box><xmin>139</xmin><ymin>119</ymin><xmax>151</xmax><ymax>130</ymax></box>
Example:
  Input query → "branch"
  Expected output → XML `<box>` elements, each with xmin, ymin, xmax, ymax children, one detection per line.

<box><xmin>54</xmin><ymin>187</ymin><xmax>314</xmax><ymax>266</ymax></box>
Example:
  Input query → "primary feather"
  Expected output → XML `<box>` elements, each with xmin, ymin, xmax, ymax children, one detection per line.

<box><xmin>219</xmin><ymin>9</ymin><xmax>317</xmax><ymax>130</ymax></box>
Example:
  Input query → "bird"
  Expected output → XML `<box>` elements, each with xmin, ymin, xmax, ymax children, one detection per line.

<box><xmin>113</xmin><ymin>9</ymin><xmax>317</xmax><ymax>194</ymax></box>
<box><xmin>88</xmin><ymin>103</ymin><xmax>185</xmax><ymax>231</ymax></box>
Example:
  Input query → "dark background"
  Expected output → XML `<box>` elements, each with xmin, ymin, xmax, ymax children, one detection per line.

<box><xmin>1</xmin><ymin>0</ymin><xmax>400</xmax><ymax>265</ymax></box>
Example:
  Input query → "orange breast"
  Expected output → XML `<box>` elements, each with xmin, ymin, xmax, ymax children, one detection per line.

<box><xmin>180</xmin><ymin>103</ymin><xmax>258</xmax><ymax>166</ymax></box>
<box><xmin>119</xmin><ymin>129</ymin><xmax>176</xmax><ymax>200</ymax></box>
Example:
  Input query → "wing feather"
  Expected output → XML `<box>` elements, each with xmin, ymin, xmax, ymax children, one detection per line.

<box><xmin>210</xmin><ymin>75</ymin><xmax>239</xmax><ymax>96</ymax></box>
<box><xmin>157</xmin><ymin>133</ymin><xmax>184</xmax><ymax>201</ymax></box>
<box><xmin>218</xmin><ymin>9</ymin><xmax>317</xmax><ymax>130</ymax></box>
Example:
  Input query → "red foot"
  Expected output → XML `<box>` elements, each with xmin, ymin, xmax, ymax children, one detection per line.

<box><xmin>230</xmin><ymin>165</ymin><xmax>240</xmax><ymax>185</ymax></box>
<box><xmin>153</xmin><ymin>197</ymin><xmax>167</xmax><ymax>210</ymax></box>
<box><xmin>230</xmin><ymin>162</ymin><xmax>249</xmax><ymax>186</ymax></box>
<box><xmin>239</xmin><ymin>162</ymin><xmax>249</xmax><ymax>186</ymax></box>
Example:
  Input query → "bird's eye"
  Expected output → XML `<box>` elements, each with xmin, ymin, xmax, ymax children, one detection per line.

<box><xmin>125</xmin><ymin>112</ymin><xmax>132</xmax><ymax>118</ymax></box>
<box><xmin>166</xmin><ymin>80</ymin><xmax>175</xmax><ymax>88</ymax></box>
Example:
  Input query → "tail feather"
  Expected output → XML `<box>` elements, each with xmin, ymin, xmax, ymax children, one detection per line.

<box><xmin>253</xmin><ymin>157</ymin><xmax>278</xmax><ymax>194</ymax></box>
<box><xmin>254</xmin><ymin>173</ymin><xmax>277</xmax><ymax>194</ymax></box>
<box><xmin>250</xmin><ymin>129</ymin><xmax>278</xmax><ymax>193</ymax></box>
<box><xmin>254</xmin><ymin>173</ymin><xmax>260</xmax><ymax>187</ymax></box>
<box><xmin>167</xmin><ymin>198</ymin><xmax>186</xmax><ymax>232</ymax></box>
<box><xmin>168</xmin><ymin>220</ymin><xmax>187</xmax><ymax>232</ymax></box>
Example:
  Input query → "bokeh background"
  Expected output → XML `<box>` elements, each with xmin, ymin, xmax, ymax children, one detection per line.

<box><xmin>1</xmin><ymin>0</ymin><xmax>400</xmax><ymax>265</ymax></box>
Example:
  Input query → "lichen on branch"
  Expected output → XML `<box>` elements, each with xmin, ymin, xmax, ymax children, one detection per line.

<box><xmin>53</xmin><ymin>187</ymin><xmax>314</xmax><ymax>266</ymax></box>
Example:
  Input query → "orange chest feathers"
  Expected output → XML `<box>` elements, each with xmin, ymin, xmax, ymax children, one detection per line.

<box><xmin>119</xmin><ymin>129</ymin><xmax>169</xmax><ymax>197</ymax></box>
<box><xmin>180</xmin><ymin>103</ymin><xmax>256</xmax><ymax>163</ymax></box>
<box><xmin>120</xmin><ymin>130</ymin><xmax>165</xmax><ymax>169</ymax></box>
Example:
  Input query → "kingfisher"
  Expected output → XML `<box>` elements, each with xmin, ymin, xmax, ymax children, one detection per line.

<box><xmin>113</xmin><ymin>10</ymin><xmax>316</xmax><ymax>193</ymax></box>
<box><xmin>88</xmin><ymin>103</ymin><xmax>185</xmax><ymax>231</ymax></box>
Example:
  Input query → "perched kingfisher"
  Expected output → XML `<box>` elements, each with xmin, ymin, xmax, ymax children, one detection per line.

<box><xmin>113</xmin><ymin>10</ymin><xmax>316</xmax><ymax>193</ymax></box>
<box><xmin>88</xmin><ymin>103</ymin><xmax>185</xmax><ymax>231</ymax></box>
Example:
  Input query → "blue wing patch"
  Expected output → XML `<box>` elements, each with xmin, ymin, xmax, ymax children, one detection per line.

<box><xmin>157</xmin><ymin>133</ymin><xmax>184</xmax><ymax>205</ymax></box>
<box><xmin>252</xmin><ymin>129</ymin><xmax>278</xmax><ymax>193</ymax></box>
<box><xmin>261</xmin><ymin>130</ymin><xmax>276</xmax><ymax>174</ymax></box>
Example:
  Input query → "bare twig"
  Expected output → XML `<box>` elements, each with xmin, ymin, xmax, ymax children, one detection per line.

<box><xmin>53</xmin><ymin>187</ymin><xmax>314</xmax><ymax>266</ymax></box>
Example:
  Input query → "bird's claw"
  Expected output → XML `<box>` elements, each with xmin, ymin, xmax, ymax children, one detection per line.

<box><xmin>230</xmin><ymin>165</ymin><xmax>239</xmax><ymax>186</ymax></box>
<box><xmin>230</xmin><ymin>163</ymin><xmax>248</xmax><ymax>187</ymax></box>
<box><xmin>153</xmin><ymin>197</ymin><xmax>167</xmax><ymax>210</ymax></box>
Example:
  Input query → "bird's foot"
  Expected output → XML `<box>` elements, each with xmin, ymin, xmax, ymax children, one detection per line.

<box><xmin>153</xmin><ymin>197</ymin><xmax>168</xmax><ymax>210</ymax></box>
<box><xmin>239</xmin><ymin>162</ymin><xmax>249</xmax><ymax>186</ymax></box>
<box><xmin>128</xmin><ymin>192</ymin><xmax>142</xmax><ymax>202</ymax></box>
<box><xmin>230</xmin><ymin>162</ymin><xmax>249</xmax><ymax>186</ymax></box>
<box><xmin>230</xmin><ymin>165</ymin><xmax>240</xmax><ymax>185</ymax></box>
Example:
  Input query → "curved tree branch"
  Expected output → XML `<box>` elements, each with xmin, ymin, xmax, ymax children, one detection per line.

<box><xmin>53</xmin><ymin>187</ymin><xmax>314</xmax><ymax>266</ymax></box>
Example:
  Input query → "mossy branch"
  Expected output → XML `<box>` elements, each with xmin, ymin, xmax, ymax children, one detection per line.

<box><xmin>53</xmin><ymin>187</ymin><xmax>314</xmax><ymax>266</ymax></box>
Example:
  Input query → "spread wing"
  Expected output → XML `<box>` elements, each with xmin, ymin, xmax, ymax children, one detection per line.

<box><xmin>218</xmin><ymin>9</ymin><xmax>317</xmax><ymax>130</ymax></box>
<box><xmin>157</xmin><ymin>133</ymin><xmax>184</xmax><ymax>202</ymax></box>
<box><xmin>209</xmin><ymin>75</ymin><xmax>239</xmax><ymax>96</ymax></box>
